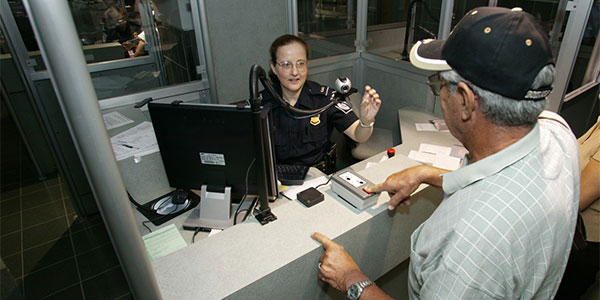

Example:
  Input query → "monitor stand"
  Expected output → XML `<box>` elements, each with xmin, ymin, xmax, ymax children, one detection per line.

<box><xmin>183</xmin><ymin>185</ymin><xmax>256</xmax><ymax>230</ymax></box>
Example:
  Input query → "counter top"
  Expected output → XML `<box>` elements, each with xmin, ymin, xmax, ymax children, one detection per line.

<box><xmin>111</xmin><ymin>105</ymin><xmax>457</xmax><ymax>299</ymax></box>
<box><xmin>152</xmin><ymin>154</ymin><xmax>439</xmax><ymax>300</ymax></box>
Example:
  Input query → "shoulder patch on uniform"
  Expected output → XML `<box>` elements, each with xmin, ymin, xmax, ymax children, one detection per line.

<box><xmin>307</xmin><ymin>81</ymin><xmax>331</xmax><ymax>96</ymax></box>
<box><xmin>318</xmin><ymin>86</ymin><xmax>330</xmax><ymax>96</ymax></box>
<box><xmin>335</xmin><ymin>101</ymin><xmax>353</xmax><ymax>114</ymax></box>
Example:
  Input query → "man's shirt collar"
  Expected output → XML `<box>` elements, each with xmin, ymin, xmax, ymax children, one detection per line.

<box><xmin>442</xmin><ymin>123</ymin><xmax>540</xmax><ymax>194</ymax></box>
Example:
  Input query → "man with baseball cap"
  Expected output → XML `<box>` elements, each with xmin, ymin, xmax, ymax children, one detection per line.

<box><xmin>312</xmin><ymin>7</ymin><xmax>580</xmax><ymax>299</ymax></box>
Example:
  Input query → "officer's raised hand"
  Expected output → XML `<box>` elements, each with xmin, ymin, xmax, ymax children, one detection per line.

<box><xmin>359</xmin><ymin>85</ymin><xmax>381</xmax><ymax>125</ymax></box>
<box><xmin>343</xmin><ymin>85</ymin><xmax>381</xmax><ymax>143</ymax></box>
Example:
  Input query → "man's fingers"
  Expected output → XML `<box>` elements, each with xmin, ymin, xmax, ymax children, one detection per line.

<box><xmin>312</xmin><ymin>232</ymin><xmax>334</xmax><ymax>249</ymax></box>
<box><xmin>365</xmin><ymin>183</ymin><xmax>384</xmax><ymax>193</ymax></box>
<box><xmin>388</xmin><ymin>193</ymin><xmax>410</xmax><ymax>209</ymax></box>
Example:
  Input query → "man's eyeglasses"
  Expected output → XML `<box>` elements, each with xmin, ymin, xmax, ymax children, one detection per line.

<box><xmin>427</xmin><ymin>73</ymin><xmax>448</xmax><ymax>96</ymax></box>
<box><xmin>276</xmin><ymin>60</ymin><xmax>307</xmax><ymax>71</ymax></box>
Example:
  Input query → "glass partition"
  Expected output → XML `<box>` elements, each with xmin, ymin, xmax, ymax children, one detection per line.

<box><xmin>365</xmin><ymin>0</ymin><xmax>408</xmax><ymax>60</ymax></box>
<box><xmin>365</xmin><ymin>0</ymin><xmax>491</xmax><ymax>61</ymax></box>
<box><xmin>297</xmin><ymin>0</ymin><xmax>358</xmax><ymax>59</ymax></box>
<box><xmin>5</xmin><ymin>0</ymin><xmax>204</xmax><ymax>100</ymax></box>
<box><xmin>365</xmin><ymin>0</ymin><xmax>443</xmax><ymax>61</ymax></box>
<box><xmin>451</xmin><ymin>0</ymin><xmax>490</xmax><ymax>28</ymax></box>
<box><xmin>497</xmin><ymin>0</ymin><xmax>599</xmax><ymax>92</ymax></box>
<box><xmin>5</xmin><ymin>0</ymin><xmax>46</xmax><ymax>71</ymax></box>
<box><xmin>497</xmin><ymin>1</ymin><xmax>561</xmax><ymax>45</ymax></box>
<box><xmin>66</xmin><ymin>0</ymin><xmax>202</xmax><ymax>99</ymax></box>
<box><xmin>563</xmin><ymin>1</ymin><xmax>598</xmax><ymax>91</ymax></box>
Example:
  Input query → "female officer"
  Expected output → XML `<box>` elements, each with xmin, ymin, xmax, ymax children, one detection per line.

<box><xmin>261</xmin><ymin>34</ymin><xmax>381</xmax><ymax>172</ymax></box>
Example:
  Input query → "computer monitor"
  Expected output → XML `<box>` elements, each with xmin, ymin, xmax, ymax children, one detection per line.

<box><xmin>148</xmin><ymin>101</ymin><xmax>278</xmax><ymax>229</ymax></box>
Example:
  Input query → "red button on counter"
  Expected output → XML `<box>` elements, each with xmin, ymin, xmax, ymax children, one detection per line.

<box><xmin>387</xmin><ymin>148</ymin><xmax>395</xmax><ymax>158</ymax></box>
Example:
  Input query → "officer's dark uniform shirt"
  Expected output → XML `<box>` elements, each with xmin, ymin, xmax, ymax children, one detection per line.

<box><xmin>261</xmin><ymin>80</ymin><xmax>358</xmax><ymax>166</ymax></box>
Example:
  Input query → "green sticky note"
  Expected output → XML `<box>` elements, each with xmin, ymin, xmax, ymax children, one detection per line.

<box><xmin>142</xmin><ymin>223</ymin><xmax>187</xmax><ymax>261</ymax></box>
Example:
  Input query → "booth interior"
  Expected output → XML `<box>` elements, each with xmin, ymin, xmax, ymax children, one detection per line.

<box><xmin>2</xmin><ymin>0</ymin><xmax>599</xmax><ymax>299</ymax></box>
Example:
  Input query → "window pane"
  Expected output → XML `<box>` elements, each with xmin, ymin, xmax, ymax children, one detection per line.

<box><xmin>497</xmin><ymin>1</ymin><xmax>559</xmax><ymax>35</ymax></box>
<box><xmin>497</xmin><ymin>0</ymin><xmax>599</xmax><ymax>92</ymax></box>
<box><xmin>69</xmin><ymin>0</ymin><xmax>129</xmax><ymax>62</ymax></box>
<box><xmin>365</xmin><ymin>0</ymin><xmax>489</xmax><ymax>61</ymax></box>
<box><xmin>366</xmin><ymin>0</ymin><xmax>442</xmax><ymax>60</ymax></box>
<box><xmin>298</xmin><ymin>0</ymin><xmax>357</xmax><ymax>59</ymax></box>
<box><xmin>365</xmin><ymin>0</ymin><xmax>408</xmax><ymax>60</ymax></box>
<box><xmin>67</xmin><ymin>0</ymin><xmax>202</xmax><ymax>99</ymax></box>
<box><xmin>6</xmin><ymin>0</ymin><xmax>46</xmax><ymax>71</ymax></box>
<box><xmin>452</xmin><ymin>1</ymin><xmax>490</xmax><ymax>28</ymax></box>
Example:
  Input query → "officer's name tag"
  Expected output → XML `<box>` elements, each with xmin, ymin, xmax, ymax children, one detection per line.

<box><xmin>335</xmin><ymin>101</ymin><xmax>353</xmax><ymax>114</ymax></box>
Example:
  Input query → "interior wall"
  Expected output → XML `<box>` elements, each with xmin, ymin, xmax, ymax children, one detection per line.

<box><xmin>204</xmin><ymin>0</ymin><xmax>289</xmax><ymax>104</ymax></box>
<box><xmin>300</xmin><ymin>54</ymin><xmax>438</xmax><ymax>148</ymax></box>
<box><xmin>308</xmin><ymin>67</ymin><xmax>354</xmax><ymax>87</ymax></box>
<box><xmin>362</xmin><ymin>56</ymin><xmax>436</xmax><ymax>144</ymax></box>
<box><xmin>366</xmin><ymin>26</ymin><xmax>407</xmax><ymax>58</ymax></box>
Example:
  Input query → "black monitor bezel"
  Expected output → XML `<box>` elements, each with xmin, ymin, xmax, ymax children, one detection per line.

<box><xmin>148</xmin><ymin>102</ymin><xmax>277</xmax><ymax>203</ymax></box>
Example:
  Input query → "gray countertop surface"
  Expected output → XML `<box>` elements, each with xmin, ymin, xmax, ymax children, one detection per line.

<box><xmin>111</xmin><ymin>105</ymin><xmax>458</xmax><ymax>299</ymax></box>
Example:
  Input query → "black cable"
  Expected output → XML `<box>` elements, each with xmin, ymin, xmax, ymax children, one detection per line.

<box><xmin>250</xmin><ymin>195</ymin><xmax>262</xmax><ymax>217</ymax></box>
<box><xmin>249</xmin><ymin>64</ymin><xmax>341</xmax><ymax>119</ymax></box>
<box><xmin>314</xmin><ymin>172</ymin><xmax>335</xmax><ymax>190</ymax></box>
<box><xmin>234</xmin><ymin>158</ymin><xmax>256</xmax><ymax>225</ymax></box>
<box><xmin>128</xmin><ymin>191</ymin><xmax>164</xmax><ymax>233</ymax></box>
<box><xmin>241</xmin><ymin>197</ymin><xmax>259</xmax><ymax>222</ymax></box>
<box><xmin>141</xmin><ymin>213</ymin><xmax>170</xmax><ymax>233</ymax></box>
<box><xmin>142</xmin><ymin>221</ymin><xmax>153</xmax><ymax>233</ymax></box>
<box><xmin>258</xmin><ymin>75</ymin><xmax>338</xmax><ymax>118</ymax></box>
<box><xmin>127</xmin><ymin>191</ymin><xmax>153</xmax><ymax>212</ymax></box>
<box><xmin>192</xmin><ymin>227</ymin><xmax>202</xmax><ymax>244</ymax></box>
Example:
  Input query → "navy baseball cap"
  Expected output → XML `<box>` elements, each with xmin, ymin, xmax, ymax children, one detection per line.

<box><xmin>410</xmin><ymin>7</ymin><xmax>554</xmax><ymax>100</ymax></box>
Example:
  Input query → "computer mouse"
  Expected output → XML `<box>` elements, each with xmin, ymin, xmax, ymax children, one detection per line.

<box><xmin>171</xmin><ymin>189</ymin><xmax>188</xmax><ymax>205</ymax></box>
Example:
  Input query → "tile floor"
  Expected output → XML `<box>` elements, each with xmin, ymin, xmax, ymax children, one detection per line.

<box><xmin>1</xmin><ymin>101</ymin><xmax>132</xmax><ymax>300</ymax></box>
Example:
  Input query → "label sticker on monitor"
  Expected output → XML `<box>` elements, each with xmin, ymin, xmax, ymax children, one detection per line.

<box><xmin>199</xmin><ymin>152</ymin><xmax>225</xmax><ymax>166</ymax></box>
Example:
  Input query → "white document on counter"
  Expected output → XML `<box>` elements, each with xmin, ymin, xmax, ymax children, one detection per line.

<box><xmin>419</xmin><ymin>143</ymin><xmax>452</xmax><ymax>156</ymax></box>
<box><xmin>103</xmin><ymin>111</ymin><xmax>134</xmax><ymax>130</ymax></box>
<box><xmin>110</xmin><ymin>121</ymin><xmax>159</xmax><ymax>161</ymax></box>
<box><xmin>366</xmin><ymin>154</ymin><xmax>389</xmax><ymax>169</ymax></box>
<box><xmin>281</xmin><ymin>176</ymin><xmax>330</xmax><ymax>200</ymax></box>
<box><xmin>415</xmin><ymin>123</ymin><xmax>437</xmax><ymax>131</ymax></box>
<box><xmin>142</xmin><ymin>224</ymin><xmax>187</xmax><ymax>261</ymax></box>
<box><xmin>408</xmin><ymin>150</ymin><xmax>436</xmax><ymax>164</ymax></box>
<box><xmin>409</xmin><ymin>148</ymin><xmax>462</xmax><ymax>171</ymax></box>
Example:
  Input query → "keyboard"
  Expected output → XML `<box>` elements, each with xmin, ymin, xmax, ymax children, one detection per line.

<box><xmin>276</xmin><ymin>164</ymin><xmax>309</xmax><ymax>185</ymax></box>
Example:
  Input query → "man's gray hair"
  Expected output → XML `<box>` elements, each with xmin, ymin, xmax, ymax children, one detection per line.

<box><xmin>440</xmin><ymin>64</ymin><xmax>554</xmax><ymax>126</ymax></box>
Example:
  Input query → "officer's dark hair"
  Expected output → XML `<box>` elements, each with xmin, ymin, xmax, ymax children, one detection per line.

<box><xmin>268</xmin><ymin>34</ymin><xmax>309</xmax><ymax>84</ymax></box>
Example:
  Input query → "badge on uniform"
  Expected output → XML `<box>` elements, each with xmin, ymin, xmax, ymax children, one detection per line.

<box><xmin>310</xmin><ymin>115</ymin><xmax>321</xmax><ymax>126</ymax></box>
<box><xmin>335</xmin><ymin>101</ymin><xmax>353</xmax><ymax>115</ymax></box>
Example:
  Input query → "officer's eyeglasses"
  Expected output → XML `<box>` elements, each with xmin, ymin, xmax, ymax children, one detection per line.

<box><xmin>276</xmin><ymin>60</ymin><xmax>307</xmax><ymax>71</ymax></box>
<box><xmin>427</xmin><ymin>73</ymin><xmax>448</xmax><ymax>96</ymax></box>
